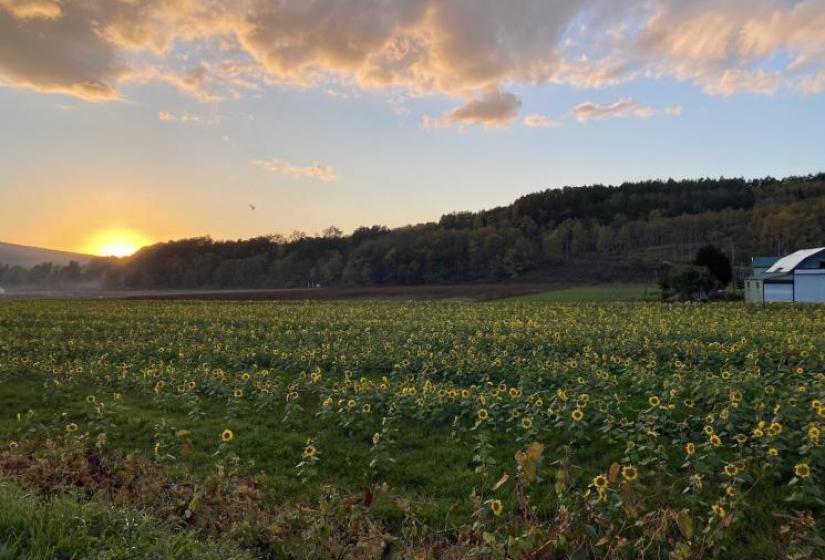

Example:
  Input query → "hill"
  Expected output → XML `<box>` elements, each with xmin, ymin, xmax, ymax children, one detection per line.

<box><xmin>0</xmin><ymin>242</ymin><xmax>92</xmax><ymax>268</ymax></box>
<box><xmin>2</xmin><ymin>172</ymin><xmax>825</xmax><ymax>290</ymax></box>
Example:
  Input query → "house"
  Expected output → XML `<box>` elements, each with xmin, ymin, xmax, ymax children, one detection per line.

<box><xmin>744</xmin><ymin>256</ymin><xmax>779</xmax><ymax>302</ymax></box>
<box><xmin>745</xmin><ymin>248</ymin><xmax>825</xmax><ymax>303</ymax></box>
<box><xmin>751</xmin><ymin>256</ymin><xmax>780</xmax><ymax>277</ymax></box>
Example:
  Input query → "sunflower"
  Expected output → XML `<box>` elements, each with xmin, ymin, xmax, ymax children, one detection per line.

<box><xmin>711</xmin><ymin>504</ymin><xmax>726</xmax><ymax>518</ymax></box>
<box><xmin>571</xmin><ymin>408</ymin><xmax>584</xmax><ymax>422</ymax></box>
<box><xmin>303</xmin><ymin>444</ymin><xmax>317</xmax><ymax>458</ymax></box>
<box><xmin>794</xmin><ymin>463</ymin><xmax>810</xmax><ymax>478</ymax></box>
<box><xmin>709</xmin><ymin>434</ymin><xmax>722</xmax><ymax>447</ymax></box>
<box><xmin>768</xmin><ymin>447</ymin><xmax>779</xmax><ymax>457</ymax></box>
<box><xmin>490</xmin><ymin>499</ymin><xmax>503</xmax><ymax>516</ymax></box>
<box><xmin>477</xmin><ymin>408</ymin><xmax>489</xmax><ymax>420</ymax></box>
<box><xmin>221</xmin><ymin>429</ymin><xmax>234</xmax><ymax>442</ymax></box>
<box><xmin>724</xmin><ymin>464</ymin><xmax>739</xmax><ymax>477</ymax></box>
<box><xmin>592</xmin><ymin>474</ymin><xmax>608</xmax><ymax>489</ymax></box>
<box><xmin>65</xmin><ymin>423</ymin><xmax>78</xmax><ymax>433</ymax></box>
<box><xmin>362</xmin><ymin>403</ymin><xmax>371</xmax><ymax>413</ymax></box>
<box><xmin>768</xmin><ymin>422</ymin><xmax>783</xmax><ymax>436</ymax></box>
<box><xmin>648</xmin><ymin>396</ymin><xmax>660</xmax><ymax>407</ymax></box>
<box><xmin>521</xmin><ymin>417</ymin><xmax>533</xmax><ymax>430</ymax></box>
<box><xmin>8</xmin><ymin>441</ymin><xmax>18</xmax><ymax>449</ymax></box>
<box><xmin>684</xmin><ymin>442</ymin><xmax>696</xmax><ymax>456</ymax></box>
<box><xmin>621</xmin><ymin>465</ymin><xmax>638</xmax><ymax>481</ymax></box>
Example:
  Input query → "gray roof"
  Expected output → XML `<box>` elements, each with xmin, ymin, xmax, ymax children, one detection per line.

<box><xmin>767</xmin><ymin>247</ymin><xmax>825</xmax><ymax>273</ymax></box>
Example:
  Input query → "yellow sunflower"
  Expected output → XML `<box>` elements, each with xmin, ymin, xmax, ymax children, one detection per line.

<box><xmin>621</xmin><ymin>465</ymin><xmax>638</xmax><ymax>481</ymax></box>
<box><xmin>794</xmin><ymin>463</ymin><xmax>810</xmax><ymax>478</ymax></box>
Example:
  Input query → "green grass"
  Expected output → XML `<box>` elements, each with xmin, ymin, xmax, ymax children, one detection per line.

<box><xmin>0</xmin><ymin>300</ymin><xmax>822</xmax><ymax>559</ymax></box>
<box><xmin>0</xmin><ymin>375</ymin><xmax>588</xmax><ymax>527</ymax></box>
<box><xmin>0</xmin><ymin>480</ymin><xmax>250</xmax><ymax>560</ymax></box>
<box><xmin>513</xmin><ymin>283</ymin><xmax>659</xmax><ymax>302</ymax></box>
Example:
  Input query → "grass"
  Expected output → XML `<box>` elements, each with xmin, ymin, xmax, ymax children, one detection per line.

<box><xmin>512</xmin><ymin>283</ymin><xmax>659</xmax><ymax>302</ymax></box>
<box><xmin>0</xmin><ymin>479</ymin><xmax>250</xmax><ymax>560</ymax></box>
<box><xmin>0</xmin><ymin>300</ymin><xmax>822</xmax><ymax>559</ymax></box>
<box><xmin>0</xmin><ymin>375</ymin><xmax>594</xmax><ymax>527</ymax></box>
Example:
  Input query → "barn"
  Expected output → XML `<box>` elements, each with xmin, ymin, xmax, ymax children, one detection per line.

<box><xmin>746</xmin><ymin>247</ymin><xmax>825</xmax><ymax>303</ymax></box>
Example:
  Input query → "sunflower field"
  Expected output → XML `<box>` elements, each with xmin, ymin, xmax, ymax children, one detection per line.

<box><xmin>0</xmin><ymin>300</ymin><xmax>823</xmax><ymax>559</ymax></box>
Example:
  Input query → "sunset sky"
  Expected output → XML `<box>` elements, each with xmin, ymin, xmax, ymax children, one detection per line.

<box><xmin>1</xmin><ymin>0</ymin><xmax>825</xmax><ymax>255</ymax></box>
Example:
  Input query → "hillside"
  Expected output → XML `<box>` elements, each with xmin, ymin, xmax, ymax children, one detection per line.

<box><xmin>2</xmin><ymin>173</ymin><xmax>825</xmax><ymax>290</ymax></box>
<box><xmin>0</xmin><ymin>242</ymin><xmax>92</xmax><ymax>268</ymax></box>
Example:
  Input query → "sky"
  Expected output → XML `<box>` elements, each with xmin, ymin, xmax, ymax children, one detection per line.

<box><xmin>1</xmin><ymin>0</ymin><xmax>825</xmax><ymax>255</ymax></box>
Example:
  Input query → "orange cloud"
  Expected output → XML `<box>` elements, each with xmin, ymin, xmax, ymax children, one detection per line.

<box><xmin>423</xmin><ymin>88</ymin><xmax>522</xmax><ymax>129</ymax></box>
<box><xmin>0</xmin><ymin>0</ymin><xmax>60</xmax><ymax>20</ymax></box>
<box><xmin>637</xmin><ymin>0</ymin><xmax>825</xmax><ymax>95</ymax></box>
<box><xmin>251</xmin><ymin>157</ymin><xmax>338</xmax><ymax>182</ymax></box>
<box><xmin>570</xmin><ymin>98</ymin><xmax>656</xmax><ymax>122</ymax></box>
<box><xmin>523</xmin><ymin>114</ymin><xmax>561</xmax><ymax>128</ymax></box>
<box><xmin>1</xmin><ymin>0</ymin><xmax>825</xmax><ymax>112</ymax></box>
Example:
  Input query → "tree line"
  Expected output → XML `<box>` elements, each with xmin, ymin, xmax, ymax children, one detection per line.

<box><xmin>2</xmin><ymin>173</ymin><xmax>824</xmax><ymax>290</ymax></box>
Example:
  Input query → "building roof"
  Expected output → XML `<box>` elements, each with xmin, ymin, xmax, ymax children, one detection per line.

<box><xmin>751</xmin><ymin>256</ymin><xmax>779</xmax><ymax>268</ymax></box>
<box><xmin>767</xmin><ymin>247</ymin><xmax>825</xmax><ymax>273</ymax></box>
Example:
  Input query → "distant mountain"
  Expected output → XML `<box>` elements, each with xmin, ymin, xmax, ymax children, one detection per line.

<box><xmin>0</xmin><ymin>242</ymin><xmax>93</xmax><ymax>268</ymax></box>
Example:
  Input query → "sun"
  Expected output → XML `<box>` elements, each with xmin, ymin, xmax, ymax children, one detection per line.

<box><xmin>84</xmin><ymin>229</ymin><xmax>150</xmax><ymax>257</ymax></box>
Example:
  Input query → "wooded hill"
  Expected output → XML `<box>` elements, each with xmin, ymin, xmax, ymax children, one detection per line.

<box><xmin>3</xmin><ymin>173</ymin><xmax>825</xmax><ymax>289</ymax></box>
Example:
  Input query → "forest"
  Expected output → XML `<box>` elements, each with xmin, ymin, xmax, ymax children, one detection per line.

<box><xmin>2</xmin><ymin>173</ymin><xmax>825</xmax><ymax>290</ymax></box>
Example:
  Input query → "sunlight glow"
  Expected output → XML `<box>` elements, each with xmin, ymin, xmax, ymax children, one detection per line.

<box><xmin>84</xmin><ymin>229</ymin><xmax>150</xmax><ymax>257</ymax></box>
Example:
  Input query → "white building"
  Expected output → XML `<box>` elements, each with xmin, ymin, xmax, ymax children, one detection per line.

<box><xmin>746</xmin><ymin>247</ymin><xmax>825</xmax><ymax>303</ymax></box>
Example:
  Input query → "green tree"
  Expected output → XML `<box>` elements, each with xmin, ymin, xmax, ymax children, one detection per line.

<box><xmin>694</xmin><ymin>244</ymin><xmax>732</xmax><ymax>287</ymax></box>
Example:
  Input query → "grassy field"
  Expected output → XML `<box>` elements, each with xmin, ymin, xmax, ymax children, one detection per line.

<box><xmin>513</xmin><ymin>283</ymin><xmax>659</xmax><ymax>302</ymax></box>
<box><xmin>0</xmin><ymin>300</ymin><xmax>823</xmax><ymax>559</ymax></box>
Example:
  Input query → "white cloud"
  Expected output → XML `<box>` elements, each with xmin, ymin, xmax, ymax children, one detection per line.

<box><xmin>251</xmin><ymin>157</ymin><xmax>338</xmax><ymax>182</ymax></box>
